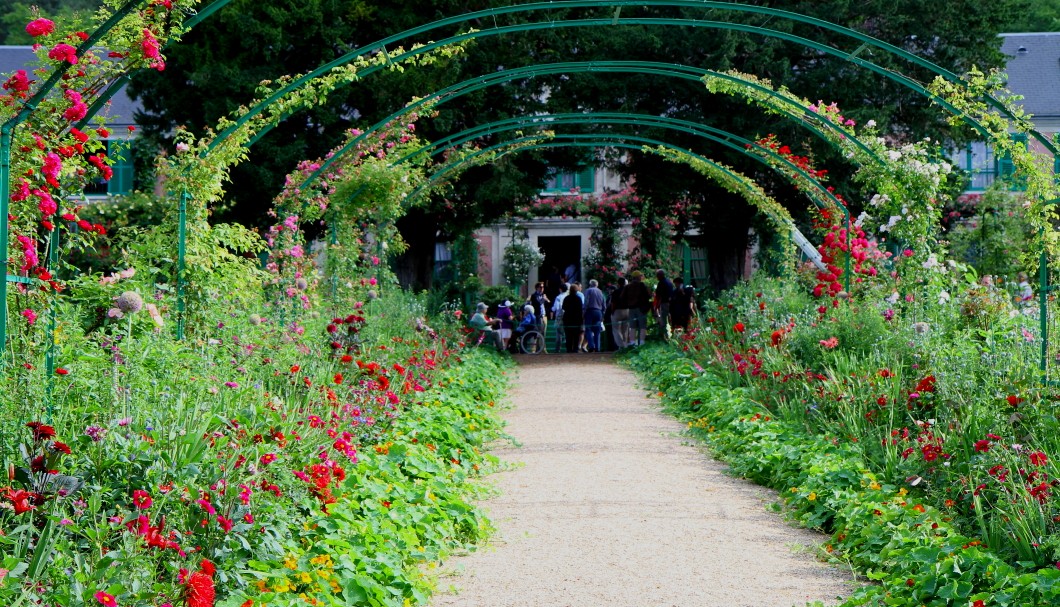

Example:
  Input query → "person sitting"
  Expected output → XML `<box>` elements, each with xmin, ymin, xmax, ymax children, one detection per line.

<box><xmin>514</xmin><ymin>304</ymin><xmax>537</xmax><ymax>340</ymax></box>
<box><xmin>468</xmin><ymin>302</ymin><xmax>503</xmax><ymax>351</ymax></box>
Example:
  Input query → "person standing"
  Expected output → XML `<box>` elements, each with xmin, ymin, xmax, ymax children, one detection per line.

<box><xmin>496</xmin><ymin>300</ymin><xmax>514</xmax><ymax>351</ymax></box>
<box><xmin>582</xmin><ymin>279</ymin><xmax>606</xmax><ymax>352</ymax></box>
<box><xmin>527</xmin><ymin>282</ymin><xmax>550</xmax><ymax>351</ymax></box>
<box><xmin>654</xmin><ymin>269</ymin><xmax>675</xmax><ymax>340</ymax></box>
<box><xmin>625</xmin><ymin>271</ymin><xmax>652</xmax><ymax>346</ymax></box>
<box><xmin>668</xmin><ymin>278</ymin><xmax>694</xmax><ymax>333</ymax></box>
<box><xmin>609</xmin><ymin>277</ymin><xmax>629</xmax><ymax>348</ymax></box>
<box><xmin>552</xmin><ymin>282</ymin><xmax>569</xmax><ymax>352</ymax></box>
<box><xmin>562</xmin><ymin>283</ymin><xmax>584</xmax><ymax>353</ymax></box>
<box><xmin>1017</xmin><ymin>272</ymin><xmax>1034</xmax><ymax>305</ymax></box>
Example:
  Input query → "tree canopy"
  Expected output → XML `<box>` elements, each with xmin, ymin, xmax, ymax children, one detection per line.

<box><xmin>3</xmin><ymin>0</ymin><xmax>1039</xmax><ymax>288</ymax></box>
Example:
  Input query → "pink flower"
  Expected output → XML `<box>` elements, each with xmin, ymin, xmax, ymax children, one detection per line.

<box><xmin>63</xmin><ymin>89</ymin><xmax>87</xmax><ymax>121</ymax></box>
<box><xmin>216</xmin><ymin>515</ymin><xmax>233</xmax><ymax>533</ymax></box>
<box><xmin>3</xmin><ymin>70</ymin><xmax>31</xmax><ymax>94</ymax></box>
<box><xmin>141</xmin><ymin>29</ymin><xmax>160</xmax><ymax>59</ymax></box>
<box><xmin>21</xmin><ymin>309</ymin><xmax>37</xmax><ymax>325</ymax></box>
<box><xmin>42</xmin><ymin>152</ymin><xmax>62</xmax><ymax>184</ymax></box>
<box><xmin>132</xmin><ymin>489</ymin><xmax>152</xmax><ymax>509</ymax></box>
<box><xmin>47</xmin><ymin>43</ymin><xmax>78</xmax><ymax>64</ymax></box>
<box><xmin>819</xmin><ymin>337</ymin><xmax>839</xmax><ymax>349</ymax></box>
<box><xmin>94</xmin><ymin>591</ymin><xmax>117</xmax><ymax>606</ymax></box>
<box><xmin>25</xmin><ymin>19</ymin><xmax>55</xmax><ymax>37</ymax></box>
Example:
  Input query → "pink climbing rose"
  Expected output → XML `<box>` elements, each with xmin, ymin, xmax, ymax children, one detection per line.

<box><xmin>25</xmin><ymin>19</ymin><xmax>55</xmax><ymax>37</ymax></box>
<box><xmin>47</xmin><ymin>43</ymin><xmax>78</xmax><ymax>64</ymax></box>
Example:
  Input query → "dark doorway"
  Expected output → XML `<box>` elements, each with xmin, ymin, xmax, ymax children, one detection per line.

<box><xmin>537</xmin><ymin>236</ymin><xmax>581</xmax><ymax>301</ymax></box>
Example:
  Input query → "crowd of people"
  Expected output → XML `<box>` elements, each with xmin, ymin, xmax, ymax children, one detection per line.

<box><xmin>468</xmin><ymin>269</ymin><xmax>698</xmax><ymax>353</ymax></box>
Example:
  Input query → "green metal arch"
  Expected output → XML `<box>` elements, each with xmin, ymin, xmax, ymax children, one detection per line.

<box><xmin>392</xmin><ymin>112</ymin><xmax>848</xmax><ymax>213</ymax></box>
<box><xmin>296</xmin><ymin>60</ymin><xmax>881</xmax><ymax>192</ymax></box>
<box><xmin>206</xmin><ymin>1</ymin><xmax>1055</xmax><ymax>157</ymax></box>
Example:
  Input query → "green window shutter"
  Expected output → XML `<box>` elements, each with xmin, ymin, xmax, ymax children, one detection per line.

<box><xmin>107</xmin><ymin>140</ymin><xmax>134</xmax><ymax>195</ymax></box>
<box><xmin>577</xmin><ymin>166</ymin><xmax>595</xmax><ymax>192</ymax></box>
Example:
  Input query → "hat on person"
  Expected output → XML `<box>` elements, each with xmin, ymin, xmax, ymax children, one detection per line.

<box><xmin>476</xmin><ymin>302</ymin><xmax>488</xmax><ymax>311</ymax></box>
<box><xmin>501</xmin><ymin>300</ymin><xmax>512</xmax><ymax>307</ymax></box>
<box><xmin>631</xmin><ymin>270</ymin><xmax>644</xmax><ymax>279</ymax></box>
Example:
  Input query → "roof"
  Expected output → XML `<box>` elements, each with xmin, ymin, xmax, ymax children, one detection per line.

<box><xmin>1000</xmin><ymin>33</ymin><xmax>1060</xmax><ymax>119</ymax></box>
<box><xmin>0</xmin><ymin>45</ymin><xmax>140</xmax><ymax>129</ymax></box>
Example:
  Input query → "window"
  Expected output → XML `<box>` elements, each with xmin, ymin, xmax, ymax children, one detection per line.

<box><xmin>82</xmin><ymin>139</ymin><xmax>135</xmax><ymax>197</ymax></box>
<box><xmin>952</xmin><ymin>141</ymin><xmax>995</xmax><ymax>191</ymax></box>
<box><xmin>542</xmin><ymin>166</ymin><xmax>595</xmax><ymax>195</ymax></box>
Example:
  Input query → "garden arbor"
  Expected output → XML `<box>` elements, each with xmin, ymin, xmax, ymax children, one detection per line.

<box><xmin>3</xmin><ymin>0</ymin><xmax>1057</xmax><ymax>359</ymax></box>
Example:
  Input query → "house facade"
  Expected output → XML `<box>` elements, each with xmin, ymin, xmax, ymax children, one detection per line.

<box><xmin>949</xmin><ymin>33</ymin><xmax>1060</xmax><ymax>190</ymax></box>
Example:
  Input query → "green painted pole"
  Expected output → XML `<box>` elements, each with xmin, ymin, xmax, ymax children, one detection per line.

<box><xmin>44</xmin><ymin>221</ymin><xmax>60</xmax><ymax>421</ymax></box>
<box><xmin>1040</xmin><ymin>237</ymin><xmax>1047</xmax><ymax>383</ymax></box>
<box><xmin>1</xmin><ymin>126</ymin><xmax>10</xmax><ymax>359</ymax></box>
<box><xmin>177</xmin><ymin>189</ymin><xmax>188</xmax><ymax>340</ymax></box>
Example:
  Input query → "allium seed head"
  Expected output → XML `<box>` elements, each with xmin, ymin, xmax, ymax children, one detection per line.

<box><xmin>114</xmin><ymin>291</ymin><xmax>143</xmax><ymax>314</ymax></box>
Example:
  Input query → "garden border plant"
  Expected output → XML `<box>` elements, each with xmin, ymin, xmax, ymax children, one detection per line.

<box><xmin>626</xmin><ymin>344</ymin><xmax>1060</xmax><ymax>606</ymax></box>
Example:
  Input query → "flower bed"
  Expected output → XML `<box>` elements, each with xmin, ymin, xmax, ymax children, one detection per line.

<box><xmin>625</xmin><ymin>337</ymin><xmax>1060</xmax><ymax>606</ymax></box>
<box><xmin>1</xmin><ymin>293</ymin><xmax>511</xmax><ymax>607</ymax></box>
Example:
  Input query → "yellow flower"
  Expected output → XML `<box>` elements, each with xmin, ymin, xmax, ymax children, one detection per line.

<box><xmin>898</xmin><ymin>488</ymin><xmax>908</xmax><ymax>497</ymax></box>
<box><xmin>808</xmin><ymin>492</ymin><xmax>817</xmax><ymax>501</ymax></box>
<box><xmin>299</xmin><ymin>571</ymin><xmax>313</xmax><ymax>583</ymax></box>
<box><xmin>869</xmin><ymin>481</ymin><xmax>881</xmax><ymax>491</ymax></box>
<box><xmin>790</xmin><ymin>487</ymin><xmax>799</xmax><ymax>493</ymax></box>
<box><xmin>284</xmin><ymin>555</ymin><xmax>298</xmax><ymax>570</ymax></box>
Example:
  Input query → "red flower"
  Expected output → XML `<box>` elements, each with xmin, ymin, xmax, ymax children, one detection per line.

<box><xmin>1006</xmin><ymin>395</ymin><xmax>1024</xmax><ymax>407</ymax></box>
<box><xmin>47</xmin><ymin>43</ymin><xmax>78</xmax><ymax>64</ymax></box>
<box><xmin>25</xmin><ymin>18</ymin><xmax>55</xmax><ymax>37</ymax></box>
<box><xmin>50</xmin><ymin>441</ymin><xmax>71</xmax><ymax>454</ymax></box>
<box><xmin>94</xmin><ymin>591</ymin><xmax>117</xmax><ymax>606</ymax></box>
<box><xmin>914</xmin><ymin>375</ymin><xmax>936</xmax><ymax>393</ymax></box>
<box><xmin>184</xmin><ymin>559</ymin><xmax>216</xmax><ymax>607</ymax></box>
<box><xmin>216</xmin><ymin>515</ymin><xmax>233</xmax><ymax>533</ymax></box>
<box><xmin>974</xmin><ymin>439</ymin><xmax>991</xmax><ymax>453</ymax></box>
<box><xmin>733</xmin><ymin>322</ymin><xmax>745</xmax><ymax>333</ymax></box>
<box><xmin>132</xmin><ymin>489</ymin><xmax>152</xmax><ymax>509</ymax></box>
<box><xmin>56</xmin><ymin>367</ymin><xmax>69</xmax><ymax>375</ymax></box>
<box><xmin>1030</xmin><ymin>451</ymin><xmax>1049</xmax><ymax>466</ymax></box>
<box><xmin>26</xmin><ymin>421</ymin><xmax>56</xmax><ymax>441</ymax></box>
<box><xmin>5</xmin><ymin>488</ymin><xmax>39</xmax><ymax>514</ymax></box>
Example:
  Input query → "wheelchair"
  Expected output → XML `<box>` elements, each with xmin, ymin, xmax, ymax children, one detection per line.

<box><xmin>515</xmin><ymin>328</ymin><xmax>545</xmax><ymax>354</ymax></box>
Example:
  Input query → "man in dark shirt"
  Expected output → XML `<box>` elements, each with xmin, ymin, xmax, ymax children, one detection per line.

<box><xmin>654</xmin><ymin>269</ymin><xmax>675</xmax><ymax>340</ymax></box>
<box><xmin>625</xmin><ymin>271</ymin><xmax>652</xmax><ymax>346</ymax></box>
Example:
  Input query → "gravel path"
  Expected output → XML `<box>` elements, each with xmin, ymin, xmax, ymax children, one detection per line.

<box><xmin>433</xmin><ymin>353</ymin><xmax>855</xmax><ymax>607</ymax></box>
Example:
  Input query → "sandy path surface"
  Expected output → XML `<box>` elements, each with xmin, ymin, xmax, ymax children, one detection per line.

<box><xmin>433</xmin><ymin>354</ymin><xmax>854</xmax><ymax>607</ymax></box>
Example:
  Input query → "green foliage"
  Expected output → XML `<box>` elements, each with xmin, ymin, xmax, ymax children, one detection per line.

<box><xmin>0</xmin><ymin>282</ymin><xmax>512</xmax><ymax>606</ymax></box>
<box><xmin>946</xmin><ymin>186</ymin><xmax>1036</xmax><ymax>281</ymax></box>
<box><xmin>626</xmin><ymin>345</ymin><xmax>1060</xmax><ymax>606</ymax></box>
<box><xmin>501</xmin><ymin>231</ymin><xmax>545</xmax><ymax>288</ymax></box>
<box><xmin>68</xmin><ymin>192</ymin><xmax>171</xmax><ymax>274</ymax></box>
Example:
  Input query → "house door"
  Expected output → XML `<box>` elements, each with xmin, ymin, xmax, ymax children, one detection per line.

<box><xmin>537</xmin><ymin>236</ymin><xmax>581</xmax><ymax>299</ymax></box>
